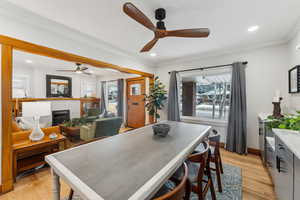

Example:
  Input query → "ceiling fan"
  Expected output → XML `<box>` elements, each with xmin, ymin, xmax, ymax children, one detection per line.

<box><xmin>123</xmin><ymin>2</ymin><xmax>210</xmax><ymax>53</ymax></box>
<box><xmin>56</xmin><ymin>63</ymin><xmax>91</xmax><ymax>75</ymax></box>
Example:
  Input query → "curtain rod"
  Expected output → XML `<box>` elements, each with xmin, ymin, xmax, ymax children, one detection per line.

<box><xmin>168</xmin><ymin>61</ymin><xmax>248</xmax><ymax>74</ymax></box>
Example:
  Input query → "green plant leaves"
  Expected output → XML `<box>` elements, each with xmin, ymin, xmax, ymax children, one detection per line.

<box><xmin>145</xmin><ymin>76</ymin><xmax>167</xmax><ymax>121</ymax></box>
<box><xmin>267</xmin><ymin>114</ymin><xmax>300</xmax><ymax>131</ymax></box>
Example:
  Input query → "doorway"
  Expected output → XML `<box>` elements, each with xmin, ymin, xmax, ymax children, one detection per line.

<box><xmin>126</xmin><ymin>77</ymin><xmax>146</xmax><ymax>128</ymax></box>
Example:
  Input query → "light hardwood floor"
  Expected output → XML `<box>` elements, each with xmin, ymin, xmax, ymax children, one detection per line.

<box><xmin>0</xmin><ymin>149</ymin><xmax>276</xmax><ymax>200</ymax></box>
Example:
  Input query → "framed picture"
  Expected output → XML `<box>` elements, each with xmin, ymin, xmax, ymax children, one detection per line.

<box><xmin>46</xmin><ymin>75</ymin><xmax>72</xmax><ymax>97</ymax></box>
<box><xmin>289</xmin><ymin>65</ymin><xmax>300</xmax><ymax>93</ymax></box>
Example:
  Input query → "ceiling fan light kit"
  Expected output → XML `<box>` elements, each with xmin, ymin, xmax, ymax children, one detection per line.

<box><xmin>56</xmin><ymin>63</ymin><xmax>91</xmax><ymax>75</ymax></box>
<box><xmin>123</xmin><ymin>2</ymin><xmax>210</xmax><ymax>53</ymax></box>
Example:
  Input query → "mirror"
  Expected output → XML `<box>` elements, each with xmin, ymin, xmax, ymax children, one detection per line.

<box><xmin>46</xmin><ymin>75</ymin><xmax>72</xmax><ymax>97</ymax></box>
<box><xmin>289</xmin><ymin>65</ymin><xmax>300</xmax><ymax>93</ymax></box>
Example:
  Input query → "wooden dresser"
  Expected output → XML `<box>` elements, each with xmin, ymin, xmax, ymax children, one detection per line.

<box><xmin>12</xmin><ymin>126</ymin><xmax>67</xmax><ymax>181</ymax></box>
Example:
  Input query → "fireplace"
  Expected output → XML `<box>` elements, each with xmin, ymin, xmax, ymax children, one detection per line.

<box><xmin>52</xmin><ymin>110</ymin><xmax>70</xmax><ymax>126</ymax></box>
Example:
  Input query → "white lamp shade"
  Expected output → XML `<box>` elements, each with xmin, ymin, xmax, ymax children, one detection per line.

<box><xmin>22</xmin><ymin>102</ymin><xmax>51</xmax><ymax>117</ymax></box>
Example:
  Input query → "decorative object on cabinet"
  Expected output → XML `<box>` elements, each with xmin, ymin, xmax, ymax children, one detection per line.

<box><xmin>288</xmin><ymin>65</ymin><xmax>300</xmax><ymax>93</ymax></box>
<box><xmin>272</xmin><ymin>97</ymin><xmax>283</xmax><ymax>119</ymax></box>
<box><xmin>267</xmin><ymin>114</ymin><xmax>300</xmax><ymax>131</ymax></box>
<box><xmin>12</xmin><ymin>126</ymin><xmax>66</xmax><ymax>182</ymax></box>
<box><xmin>46</xmin><ymin>74</ymin><xmax>72</xmax><ymax>97</ymax></box>
<box><xmin>22</xmin><ymin>102</ymin><xmax>51</xmax><ymax>141</ymax></box>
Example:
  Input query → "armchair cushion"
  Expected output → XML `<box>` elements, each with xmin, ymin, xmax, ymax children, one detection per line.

<box><xmin>80</xmin><ymin>125</ymin><xmax>95</xmax><ymax>141</ymax></box>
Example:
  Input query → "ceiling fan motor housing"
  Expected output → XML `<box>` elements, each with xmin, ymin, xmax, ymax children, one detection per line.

<box><xmin>155</xmin><ymin>8</ymin><xmax>166</xmax><ymax>30</ymax></box>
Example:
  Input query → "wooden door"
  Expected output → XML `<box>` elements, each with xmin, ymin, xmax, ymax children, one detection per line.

<box><xmin>127</xmin><ymin>77</ymin><xmax>145</xmax><ymax>128</ymax></box>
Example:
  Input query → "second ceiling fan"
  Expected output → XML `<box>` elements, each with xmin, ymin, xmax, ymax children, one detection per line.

<box><xmin>123</xmin><ymin>2</ymin><xmax>210</xmax><ymax>53</ymax></box>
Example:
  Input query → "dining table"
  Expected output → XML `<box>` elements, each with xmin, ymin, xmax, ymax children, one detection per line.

<box><xmin>45</xmin><ymin>121</ymin><xmax>211</xmax><ymax>200</ymax></box>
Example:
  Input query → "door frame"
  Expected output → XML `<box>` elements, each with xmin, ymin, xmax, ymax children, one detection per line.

<box><xmin>0</xmin><ymin>34</ymin><xmax>154</xmax><ymax>193</ymax></box>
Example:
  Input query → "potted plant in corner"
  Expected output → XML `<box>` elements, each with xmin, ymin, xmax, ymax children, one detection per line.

<box><xmin>145</xmin><ymin>77</ymin><xmax>167</xmax><ymax>123</ymax></box>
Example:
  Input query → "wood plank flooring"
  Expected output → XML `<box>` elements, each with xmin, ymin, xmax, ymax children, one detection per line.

<box><xmin>0</xmin><ymin>149</ymin><xmax>276</xmax><ymax>200</ymax></box>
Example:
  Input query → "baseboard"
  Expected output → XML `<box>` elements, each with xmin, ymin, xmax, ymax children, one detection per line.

<box><xmin>247</xmin><ymin>147</ymin><xmax>261</xmax><ymax>156</ymax></box>
<box><xmin>219</xmin><ymin>142</ymin><xmax>261</xmax><ymax>156</ymax></box>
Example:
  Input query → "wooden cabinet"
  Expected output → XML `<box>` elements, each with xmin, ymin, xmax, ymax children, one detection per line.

<box><xmin>295</xmin><ymin>157</ymin><xmax>300</xmax><ymax>199</ymax></box>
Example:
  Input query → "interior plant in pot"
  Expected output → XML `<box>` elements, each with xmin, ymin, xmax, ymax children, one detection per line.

<box><xmin>267</xmin><ymin>112</ymin><xmax>300</xmax><ymax>131</ymax></box>
<box><xmin>145</xmin><ymin>77</ymin><xmax>167</xmax><ymax>123</ymax></box>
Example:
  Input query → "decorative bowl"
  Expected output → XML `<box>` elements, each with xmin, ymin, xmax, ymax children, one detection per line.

<box><xmin>153</xmin><ymin>123</ymin><xmax>170</xmax><ymax>137</ymax></box>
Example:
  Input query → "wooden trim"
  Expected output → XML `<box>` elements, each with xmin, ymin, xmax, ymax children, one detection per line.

<box><xmin>0</xmin><ymin>34</ymin><xmax>154</xmax><ymax>78</ymax></box>
<box><xmin>12</xmin><ymin>98</ymin><xmax>81</xmax><ymax>102</ymax></box>
<box><xmin>1</xmin><ymin>45</ymin><xmax>13</xmax><ymax>192</ymax></box>
<box><xmin>247</xmin><ymin>147</ymin><xmax>261</xmax><ymax>156</ymax></box>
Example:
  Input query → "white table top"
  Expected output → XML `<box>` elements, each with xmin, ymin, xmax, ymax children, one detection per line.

<box><xmin>46</xmin><ymin>121</ymin><xmax>211</xmax><ymax>200</ymax></box>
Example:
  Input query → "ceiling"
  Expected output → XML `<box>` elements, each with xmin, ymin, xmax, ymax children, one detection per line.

<box><xmin>6</xmin><ymin>0</ymin><xmax>300</xmax><ymax>63</ymax></box>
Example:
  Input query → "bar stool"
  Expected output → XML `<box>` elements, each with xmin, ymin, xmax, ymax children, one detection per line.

<box><xmin>208</xmin><ymin>130</ymin><xmax>223</xmax><ymax>192</ymax></box>
<box><xmin>195</xmin><ymin>130</ymin><xmax>223</xmax><ymax>192</ymax></box>
<box><xmin>188</xmin><ymin>141</ymin><xmax>216</xmax><ymax>200</ymax></box>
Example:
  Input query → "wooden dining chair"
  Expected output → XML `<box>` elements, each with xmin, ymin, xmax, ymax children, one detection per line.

<box><xmin>152</xmin><ymin>162</ymin><xmax>190</xmax><ymax>200</ymax></box>
<box><xmin>188</xmin><ymin>141</ymin><xmax>216</xmax><ymax>200</ymax></box>
<box><xmin>67</xmin><ymin>136</ymin><xmax>108</xmax><ymax>200</ymax></box>
<box><xmin>208</xmin><ymin>131</ymin><xmax>223</xmax><ymax>192</ymax></box>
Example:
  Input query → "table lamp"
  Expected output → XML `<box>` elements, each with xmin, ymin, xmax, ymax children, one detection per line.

<box><xmin>22</xmin><ymin>102</ymin><xmax>51</xmax><ymax>141</ymax></box>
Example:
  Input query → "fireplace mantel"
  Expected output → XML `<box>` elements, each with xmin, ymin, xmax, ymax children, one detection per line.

<box><xmin>12</xmin><ymin>98</ymin><xmax>100</xmax><ymax>117</ymax></box>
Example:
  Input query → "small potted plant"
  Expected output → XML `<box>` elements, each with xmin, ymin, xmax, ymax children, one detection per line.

<box><xmin>145</xmin><ymin>77</ymin><xmax>167</xmax><ymax>123</ymax></box>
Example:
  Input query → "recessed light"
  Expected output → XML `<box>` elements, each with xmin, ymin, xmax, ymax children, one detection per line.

<box><xmin>25</xmin><ymin>59</ymin><xmax>33</xmax><ymax>63</ymax></box>
<box><xmin>248</xmin><ymin>25</ymin><xmax>259</xmax><ymax>32</ymax></box>
<box><xmin>150</xmin><ymin>53</ymin><xmax>157</xmax><ymax>57</ymax></box>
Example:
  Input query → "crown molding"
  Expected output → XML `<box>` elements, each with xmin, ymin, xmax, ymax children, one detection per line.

<box><xmin>0</xmin><ymin>1</ymin><xmax>156</xmax><ymax>67</ymax></box>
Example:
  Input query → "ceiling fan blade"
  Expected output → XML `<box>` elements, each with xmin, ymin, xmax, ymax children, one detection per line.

<box><xmin>140</xmin><ymin>38</ymin><xmax>159</xmax><ymax>52</ymax></box>
<box><xmin>80</xmin><ymin>66</ymin><xmax>88</xmax><ymax>71</ymax></box>
<box><xmin>123</xmin><ymin>2</ymin><xmax>156</xmax><ymax>31</ymax></box>
<box><xmin>56</xmin><ymin>70</ymin><xmax>77</xmax><ymax>72</ymax></box>
<box><xmin>166</xmin><ymin>28</ymin><xmax>210</xmax><ymax>38</ymax></box>
<box><xmin>82</xmin><ymin>71</ymin><xmax>92</xmax><ymax>75</ymax></box>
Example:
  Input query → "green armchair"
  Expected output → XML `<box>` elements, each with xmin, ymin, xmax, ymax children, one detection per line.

<box><xmin>85</xmin><ymin>108</ymin><xmax>101</xmax><ymax>123</ymax></box>
<box><xmin>80</xmin><ymin>117</ymin><xmax>122</xmax><ymax>141</ymax></box>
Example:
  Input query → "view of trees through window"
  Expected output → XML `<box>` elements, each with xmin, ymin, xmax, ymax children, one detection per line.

<box><xmin>107</xmin><ymin>81</ymin><xmax>118</xmax><ymax>114</ymax></box>
<box><xmin>181</xmin><ymin>72</ymin><xmax>231</xmax><ymax>120</ymax></box>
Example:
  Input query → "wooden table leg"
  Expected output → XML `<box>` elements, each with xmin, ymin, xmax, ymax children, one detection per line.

<box><xmin>51</xmin><ymin>169</ymin><xmax>61</xmax><ymax>200</ymax></box>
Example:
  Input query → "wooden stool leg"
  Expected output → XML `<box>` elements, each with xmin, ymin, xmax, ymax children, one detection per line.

<box><xmin>219</xmin><ymin>154</ymin><xmax>224</xmax><ymax>174</ymax></box>
<box><xmin>215</xmin><ymin>158</ymin><xmax>223</xmax><ymax>192</ymax></box>
<box><xmin>184</xmin><ymin>179</ymin><xmax>191</xmax><ymax>200</ymax></box>
<box><xmin>68</xmin><ymin>189</ymin><xmax>74</xmax><ymax>200</ymax></box>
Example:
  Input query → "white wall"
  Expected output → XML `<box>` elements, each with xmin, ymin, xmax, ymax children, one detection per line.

<box><xmin>13</xmin><ymin>64</ymin><xmax>99</xmax><ymax>98</ymax></box>
<box><xmin>287</xmin><ymin>29</ymin><xmax>300</xmax><ymax>109</ymax></box>
<box><xmin>155</xmin><ymin>44</ymin><xmax>290</xmax><ymax>149</ymax></box>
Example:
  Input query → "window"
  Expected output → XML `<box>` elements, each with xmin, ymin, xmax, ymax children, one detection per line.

<box><xmin>107</xmin><ymin>81</ymin><xmax>118</xmax><ymax>114</ymax></box>
<box><xmin>81</xmin><ymin>80</ymin><xmax>97</xmax><ymax>97</ymax></box>
<box><xmin>181</xmin><ymin>71</ymin><xmax>231</xmax><ymax>121</ymax></box>
<box><xmin>13</xmin><ymin>75</ymin><xmax>30</xmax><ymax>98</ymax></box>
